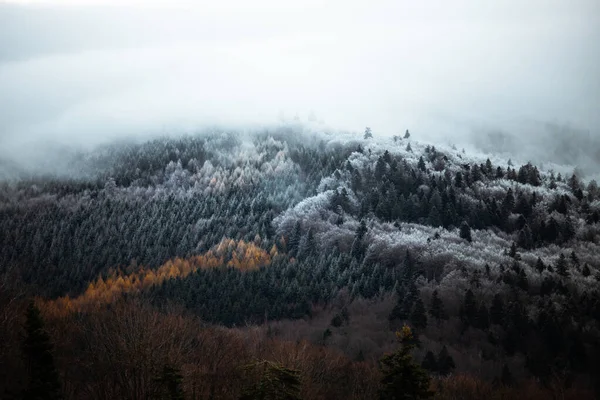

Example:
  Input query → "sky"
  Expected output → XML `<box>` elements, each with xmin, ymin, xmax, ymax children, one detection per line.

<box><xmin>0</xmin><ymin>0</ymin><xmax>599</xmax><ymax>175</ymax></box>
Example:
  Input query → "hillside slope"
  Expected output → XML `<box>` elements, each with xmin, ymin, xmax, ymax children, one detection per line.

<box><xmin>1</xmin><ymin>126</ymin><xmax>600</xmax><ymax>396</ymax></box>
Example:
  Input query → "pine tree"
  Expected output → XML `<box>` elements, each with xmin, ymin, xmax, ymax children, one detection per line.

<box><xmin>410</xmin><ymin>298</ymin><xmax>428</xmax><ymax>330</ymax></box>
<box><xmin>556</xmin><ymin>253</ymin><xmax>569</xmax><ymax>277</ymax></box>
<box><xmin>485</xmin><ymin>159</ymin><xmax>493</xmax><ymax>175</ymax></box>
<box><xmin>535</xmin><ymin>257</ymin><xmax>546</xmax><ymax>273</ymax></box>
<box><xmin>582</xmin><ymin>264</ymin><xmax>591</xmax><ymax>277</ymax></box>
<box><xmin>455</xmin><ymin>172</ymin><xmax>463</xmax><ymax>188</ymax></box>
<box><xmin>509</xmin><ymin>242</ymin><xmax>519</xmax><ymax>259</ymax></box>
<box><xmin>364</xmin><ymin>127</ymin><xmax>373</xmax><ymax>139</ymax></box>
<box><xmin>429</xmin><ymin>290</ymin><xmax>446</xmax><ymax>321</ymax></box>
<box><xmin>375</xmin><ymin>156</ymin><xmax>387</xmax><ymax>180</ymax></box>
<box><xmin>22</xmin><ymin>302</ymin><xmax>62</xmax><ymax>400</ymax></box>
<box><xmin>240</xmin><ymin>360</ymin><xmax>302</xmax><ymax>400</ymax></box>
<box><xmin>427</xmin><ymin>206</ymin><xmax>442</xmax><ymax>228</ymax></box>
<box><xmin>436</xmin><ymin>346</ymin><xmax>455</xmax><ymax>376</ymax></box>
<box><xmin>570</xmin><ymin>251</ymin><xmax>580</xmax><ymax>267</ymax></box>
<box><xmin>459</xmin><ymin>221</ymin><xmax>472</xmax><ymax>243</ymax></box>
<box><xmin>351</xmin><ymin>220</ymin><xmax>368</xmax><ymax>260</ymax></box>
<box><xmin>404</xmin><ymin>129</ymin><xmax>411</xmax><ymax>139</ymax></box>
<box><xmin>502</xmin><ymin>189</ymin><xmax>515</xmax><ymax>216</ymax></box>
<box><xmin>379</xmin><ymin>325</ymin><xmax>433</xmax><ymax>400</ymax></box>
<box><xmin>517</xmin><ymin>225</ymin><xmax>533</xmax><ymax>250</ymax></box>
<box><xmin>421</xmin><ymin>351</ymin><xmax>437</xmax><ymax>373</ymax></box>
<box><xmin>418</xmin><ymin>157</ymin><xmax>427</xmax><ymax>172</ymax></box>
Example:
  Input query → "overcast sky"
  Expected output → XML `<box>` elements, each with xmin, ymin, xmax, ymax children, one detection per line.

<box><xmin>0</xmin><ymin>0</ymin><xmax>599</xmax><ymax>173</ymax></box>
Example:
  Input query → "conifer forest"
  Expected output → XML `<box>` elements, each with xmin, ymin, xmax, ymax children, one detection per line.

<box><xmin>2</xmin><ymin>126</ymin><xmax>600</xmax><ymax>399</ymax></box>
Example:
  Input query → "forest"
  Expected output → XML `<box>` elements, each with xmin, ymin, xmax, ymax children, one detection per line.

<box><xmin>1</xmin><ymin>125</ymin><xmax>600</xmax><ymax>399</ymax></box>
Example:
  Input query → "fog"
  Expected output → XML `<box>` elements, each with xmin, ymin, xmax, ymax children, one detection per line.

<box><xmin>1</xmin><ymin>0</ymin><xmax>599</xmax><ymax>176</ymax></box>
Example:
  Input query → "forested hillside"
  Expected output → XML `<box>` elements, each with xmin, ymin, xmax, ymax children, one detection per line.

<box><xmin>1</xmin><ymin>126</ymin><xmax>599</xmax><ymax>399</ymax></box>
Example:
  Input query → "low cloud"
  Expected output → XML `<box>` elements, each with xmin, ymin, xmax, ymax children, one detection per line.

<box><xmin>0</xmin><ymin>0</ymin><xmax>598</xmax><ymax>176</ymax></box>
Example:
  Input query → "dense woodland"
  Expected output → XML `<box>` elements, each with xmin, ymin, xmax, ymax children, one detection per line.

<box><xmin>1</xmin><ymin>126</ymin><xmax>600</xmax><ymax>399</ymax></box>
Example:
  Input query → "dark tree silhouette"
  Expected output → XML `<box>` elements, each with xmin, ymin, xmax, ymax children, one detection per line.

<box><xmin>379</xmin><ymin>325</ymin><xmax>433</xmax><ymax>400</ymax></box>
<box><xmin>22</xmin><ymin>302</ymin><xmax>62</xmax><ymax>400</ymax></box>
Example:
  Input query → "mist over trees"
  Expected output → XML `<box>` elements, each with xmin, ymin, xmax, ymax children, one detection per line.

<box><xmin>1</xmin><ymin>126</ymin><xmax>600</xmax><ymax>398</ymax></box>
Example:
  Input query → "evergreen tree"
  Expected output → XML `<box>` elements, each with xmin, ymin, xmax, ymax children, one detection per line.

<box><xmin>570</xmin><ymin>251</ymin><xmax>580</xmax><ymax>267</ymax></box>
<box><xmin>459</xmin><ymin>221</ymin><xmax>472</xmax><ymax>243</ymax></box>
<box><xmin>502</xmin><ymin>189</ymin><xmax>515</xmax><ymax>216</ymax></box>
<box><xmin>421</xmin><ymin>351</ymin><xmax>437</xmax><ymax>373</ymax></box>
<box><xmin>517</xmin><ymin>225</ymin><xmax>533</xmax><ymax>250</ymax></box>
<box><xmin>535</xmin><ymin>258</ymin><xmax>546</xmax><ymax>273</ymax></box>
<box><xmin>351</xmin><ymin>220</ymin><xmax>368</xmax><ymax>260</ymax></box>
<box><xmin>496</xmin><ymin>166</ymin><xmax>504</xmax><ymax>179</ymax></box>
<box><xmin>429</xmin><ymin>290</ymin><xmax>446</xmax><ymax>321</ymax></box>
<box><xmin>485</xmin><ymin>159</ymin><xmax>493</xmax><ymax>175</ymax></box>
<box><xmin>427</xmin><ymin>206</ymin><xmax>442</xmax><ymax>228</ymax></box>
<box><xmin>418</xmin><ymin>157</ymin><xmax>427</xmax><ymax>172</ymax></box>
<box><xmin>404</xmin><ymin>129</ymin><xmax>411</xmax><ymax>139</ymax></box>
<box><xmin>22</xmin><ymin>302</ymin><xmax>62</xmax><ymax>400</ymax></box>
<box><xmin>455</xmin><ymin>172</ymin><xmax>463</xmax><ymax>188</ymax></box>
<box><xmin>582</xmin><ymin>264</ymin><xmax>591</xmax><ymax>277</ymax></box>
<box><xmin>364</xmin><ymin>127</ymin><xmax>373</xmax><ymax>139</ymax></box>
<box><xmin>240</xmin><ymin>360</ymin><xmax>301</xmax><ymax>400</ymax></box>
<box><xmin>556</xmin><ymin>253</ymin><xmax>569</xmax><ymax>277</ymax></box>
<box><xmin>436</xmin><ymin>346</ymin><xmax>455</xmax><ymax>376</ymax></box>
<box><xmin>375</xmin><ymin>157</ymin><xmax>388</xmax><ymax>180</ymax></box>
<box><xmin>508</xmin><ymin>242</ymin><xmax>519</xmax><ymax>259</ymax></box>
<box><xmin>379</xmin><ymin>325</ymin><xmax>433</xmax><ymax>400</ymax></box>
<box><xmin>410</xmin><ymin>298</ymin><xmax>428</xmax><ymax>330</ymax></box>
